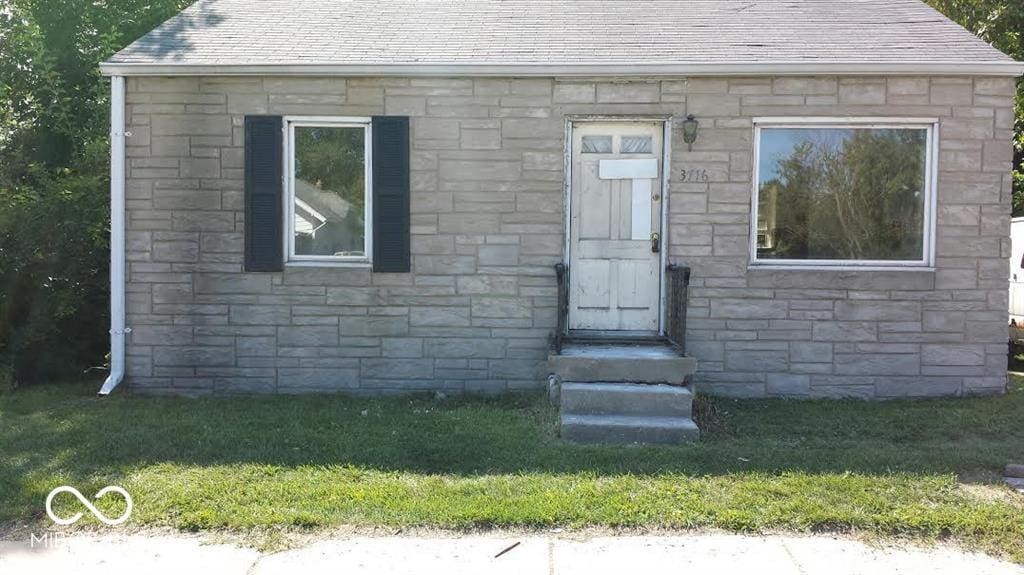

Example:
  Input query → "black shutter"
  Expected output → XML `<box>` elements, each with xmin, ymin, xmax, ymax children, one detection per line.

<box><xmin>372</xmin><ymin>116</ymin><xmax>411</xmax><ymax>273</ymax></box>
<box><xmin>244</xmin><ymin>116</ymin><xmax>284</xmax><ymax>272</ymax></box>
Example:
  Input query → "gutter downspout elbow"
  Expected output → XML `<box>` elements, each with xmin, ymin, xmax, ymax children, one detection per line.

<box><xmin>99</xmin><ymin>75</ymin><xmax>127</xmax><ymax>396</ymax></box>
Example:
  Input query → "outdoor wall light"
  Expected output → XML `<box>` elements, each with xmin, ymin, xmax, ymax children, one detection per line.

<box><xmin>681</xmin><ymin>114</ymin><xmax>699</xmax><ymax>151</ymax></box>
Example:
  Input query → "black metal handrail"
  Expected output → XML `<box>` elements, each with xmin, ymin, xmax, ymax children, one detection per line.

<box><xmin>665</xmin><ymin>264</ymin><xmax>691</xmax><ymax>352</ymax></box>
<box><xmin>553</xmin><ymin>263</ymin><xmax>568</xmax><ymax>354</ymax></box>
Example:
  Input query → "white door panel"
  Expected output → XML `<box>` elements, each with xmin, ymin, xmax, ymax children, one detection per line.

<box><xmin>578</xmin><ymin>162</ymin><xmax>611</xmax><ymax>239</ymax></box>
<box><xmin>617</xmin><ymin>260</ymin><xmax>659</xmax><ymax>310</ymax></box>
<box><xmin>574</xmin><ymin>260</ymin><xmax>612</xmax><ymax>309</ymax></box>
<box><xmin>577</xmin><ymin>240</ymin><xmax>656</xmax><ymax>259</ymax></box>
<box><xmin>569</xmin><ymin>122</ymin><xmax>663</xmax><ymax>332</ymax></box>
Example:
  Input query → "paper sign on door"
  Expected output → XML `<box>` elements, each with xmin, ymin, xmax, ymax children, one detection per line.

<box><xmin>598</xmin><ymin>159</ymin><xmax>658</xmax><ymax>180</ymax></box>
<box><xmin>599</xmin><ymin>159</ymin><xmax>656</xmax><ymax>240</ymax></box>
<box><xmin>630</xmin><ymin>180</ymin><xmax>652</xmax><ymax>240</ymax></box>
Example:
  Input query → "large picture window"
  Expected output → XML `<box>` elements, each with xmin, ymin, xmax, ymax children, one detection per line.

<box><xmin>286</xmin><ymin>118</ymin><xmax>372</xmax><ymax>264</ymax></box>
<box><xmin>752</xmin><ymin>118</ymin><xmax>936</xmax><ymax>268</ymax></box>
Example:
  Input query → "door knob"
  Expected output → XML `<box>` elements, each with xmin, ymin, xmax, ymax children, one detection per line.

<box><xmin>651</xmin><ymin>232</ymin><xmax>661</xmax><ymax>253</ymax></box>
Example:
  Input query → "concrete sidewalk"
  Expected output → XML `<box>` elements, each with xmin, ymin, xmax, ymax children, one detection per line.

<box><xmin>1</xmin><ymin>532</ymin><xmax>1021</xmax><ymax>575</ymax></box>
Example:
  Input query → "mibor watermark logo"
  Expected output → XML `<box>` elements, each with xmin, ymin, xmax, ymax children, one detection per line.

<box><xmin>31</xmin><ymin>485</ymin><xmax>133</xmax><ymax>548</ymax></box>
<box><xmin>45</xmin><ymin>485</ymin><xmax>133</xmax><ymax>526</ymax></box>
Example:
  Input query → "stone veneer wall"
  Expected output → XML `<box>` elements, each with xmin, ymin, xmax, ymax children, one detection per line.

<box><xmin>122</xmin><ymin>75</ymin><xmax>1015</xmax><ymax>397</ymax></box>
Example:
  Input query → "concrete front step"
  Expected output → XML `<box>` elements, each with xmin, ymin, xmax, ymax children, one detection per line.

<box><xmin>548</xmin><ymin>342</ymin><xmax>696</xmax><ymax>385</ymax></box>
<box><xmin>549</xmin><ymin>341</ymin><xmax>700</xmax><ymax>443</ymax></box>
<box><xmin>561</xmin><ymin>382</ymin><xmax>693</xmax><ymax>418</ymax></box>
<box><xmin>561</xmin><ymin>414</ymin><xmax>700</xmax><ymax>444</ymax></box>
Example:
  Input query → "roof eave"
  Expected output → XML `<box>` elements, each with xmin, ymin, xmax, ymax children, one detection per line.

<box><xmin>100</xmin><ymin>61</ymin><xmax>1024</xmax><ymax>77</ymax></box>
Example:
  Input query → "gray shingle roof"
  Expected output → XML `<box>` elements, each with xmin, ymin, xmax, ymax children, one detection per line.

<box><xmin>103</xmin><ymin>0</ymin><xmax>1023</xmax><ymax>76</ymax></box>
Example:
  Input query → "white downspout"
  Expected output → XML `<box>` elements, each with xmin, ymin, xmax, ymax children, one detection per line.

<box><xmin>99</xmin><ymin>75</ymin><xmax>128</xmax><ymax>396</ymax></box>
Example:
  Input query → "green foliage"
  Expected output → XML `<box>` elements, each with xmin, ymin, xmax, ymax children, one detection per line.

<box><xmin>0</xmin><ymin>0</ymin><xmax>192</xmax><ymax>384</ymax></box>
<box><xmin>0</xmin><ymin>143</ymin><xmax>111</xmax><ymax>384</ymax></box>
<box><xmin>927</xmin><ymin>0</ymin><xmax>1024</xmax><ymax>214</ymax></box>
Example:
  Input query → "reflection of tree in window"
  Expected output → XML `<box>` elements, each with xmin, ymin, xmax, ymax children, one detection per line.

<box><xmin>757</xmin><ymin>128</ymin><xmax>926</xmax><ymax>261</ymax></box>
<box><xmin>293</xmin><ymin>126</ymin><xmax>366</xmax><ymax>257</ymax></box>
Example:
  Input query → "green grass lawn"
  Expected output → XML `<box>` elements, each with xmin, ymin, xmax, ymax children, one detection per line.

<box><xmin>2</xmin><ymin>378</ymin><xmax>1023</xmax><ymax>561</ymax></box>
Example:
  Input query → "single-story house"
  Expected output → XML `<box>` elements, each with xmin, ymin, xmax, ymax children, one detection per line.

<box><xmin>98</xmin><ymin>0</ymin><xmax>1023</xmax><ymax>415</ymax></box>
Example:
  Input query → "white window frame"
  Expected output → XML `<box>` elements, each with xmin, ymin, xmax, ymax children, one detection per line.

<box><xmin>750</xmin><ymin>117</ymin><xmax>939</xmax><ymax>271</ymax></box>
<box><xmin>284</xmin><ymin>116</ymin><xmax>373</xmax><ymax>267</ymax></box>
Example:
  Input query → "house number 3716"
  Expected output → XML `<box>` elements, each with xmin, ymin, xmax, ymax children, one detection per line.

<box><xmin>680</xmin><ymin>168</ymin><xmax>709</xmax><ymax>183</ymax></box>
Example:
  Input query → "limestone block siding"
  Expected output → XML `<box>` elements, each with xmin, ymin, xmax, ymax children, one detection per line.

<box><xmin>122</xmin><ymin>75</ymin><xmax>1015</xmax><ymax>397</ymax></box>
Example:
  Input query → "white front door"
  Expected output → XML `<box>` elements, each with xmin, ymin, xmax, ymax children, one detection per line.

<box><xmin>569</xmin><ymin>122</ymin><xmax>664</xmax><ymax>332</ymax></box>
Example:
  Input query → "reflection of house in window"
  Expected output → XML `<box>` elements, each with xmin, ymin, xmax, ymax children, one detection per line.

<box><xmin>292</xmin><ymin>179</ymin><xmax>364</xmax><ymax>257</ymax></box>
<box><xmin>757</xmin><ymin>181</ymin><xmax>779</xmax><ymax>254</ymax></box>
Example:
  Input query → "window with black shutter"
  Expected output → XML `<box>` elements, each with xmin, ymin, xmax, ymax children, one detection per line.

<box><xmin>244</xmin><ymin>115</ymin><xmax>410</xmax><ymax>272</ymax></box>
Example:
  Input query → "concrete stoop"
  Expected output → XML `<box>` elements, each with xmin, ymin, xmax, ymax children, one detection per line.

<box><xmin>548</xmin><ymin>342</ymin><xmax>699</xmax><ymax>444</ymax></box>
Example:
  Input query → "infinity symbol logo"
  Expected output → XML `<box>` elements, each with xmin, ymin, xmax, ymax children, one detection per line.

<box><xmin>45</xmin><ymin>486</ymin><xmax>133</xmax><ymax>526</ymax></box>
